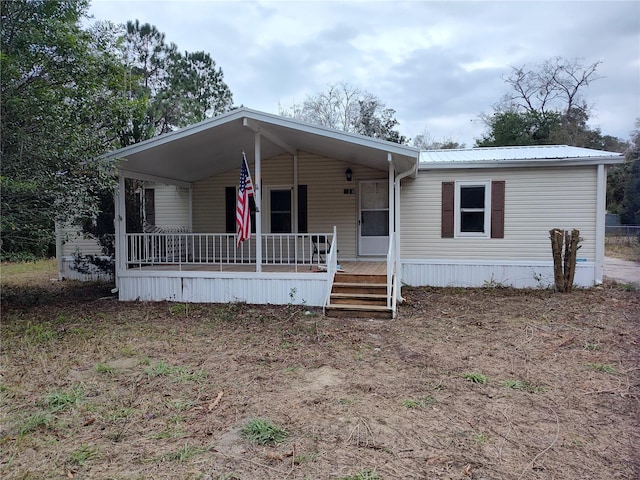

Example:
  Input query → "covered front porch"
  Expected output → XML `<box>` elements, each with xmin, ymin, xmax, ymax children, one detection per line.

<box><xmin>110</xmin><ymin>108</ymin><xmax>419</xmax><ymax>315</ymax></box>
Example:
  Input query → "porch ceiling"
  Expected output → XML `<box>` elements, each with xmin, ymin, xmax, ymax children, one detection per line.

<box><xmin>110</xmin><ymin>108</ymin><xmax>419</xmax><ymax>184</ymax></box>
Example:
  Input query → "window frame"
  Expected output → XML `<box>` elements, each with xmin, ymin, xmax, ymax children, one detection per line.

<box><xmin>454</xmin><ymin>180</ymin><xmax>491</xmax><ymax>238</ymax></box>
<box><xmin>264</xmin><ymin>185</ymin><xmax>293</xmax><ymax>234</ymax></box>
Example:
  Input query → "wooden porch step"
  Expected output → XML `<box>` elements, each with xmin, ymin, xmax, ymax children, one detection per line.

<box><xmin>332</xmin><ymin>282</ymin><xmax>387</xmax><ymax>295</ymax></box>
<box><xmin>329</xmin><ymin>292</ymin><xmax>388</xmax><ymax>306</ymax></box>
<box><xmin>335</xmin><ymin>273</ymin><xmax>386</xmax><ymax>284</ymax></box>
<box><xmin>326</xmin><ymin>272</ymin><xmax>393</xmax><ymax>319</ymax></box>
<box><xmin>325</xmin><ymin>304</ymin><xmax>393</xmax><ymax>319</ymax></box>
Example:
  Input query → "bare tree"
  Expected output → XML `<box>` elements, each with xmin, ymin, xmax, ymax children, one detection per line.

<box><xmin>479</xmin><ymin>57</ymin><xmax>610</xmax><ymax>147</ymax></box>
<box><xmin>500</xmin><ymin>57</ymin><xmax>602</xmax><ymax>116</ymax></box>
<box><xmin>279</xmin><ymin>82</ymin><xmax>406</xmax><ymax>143</ymax></box>
<box><xmin>412</xmin><ymin>128</ymin><xmax>464</xmax><ymax>150</ymax></box>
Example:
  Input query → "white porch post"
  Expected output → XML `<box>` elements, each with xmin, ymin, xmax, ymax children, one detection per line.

<box><xmin>187</xmin><ymin>186</ymin><xmax>193</xmax><ymax>232</ymax></box>
<box><xmin>595</xmin><ymin>163</ymin><xmax>606</xmax><ymax>284</ymax></box>
<box><xmin>115</xmin><ymin>175</ymin><xmax>127</xmax><ymax>283</ymax></box>
<box><xmin>293</xmin><ymin>153</ymin><xmax>299</xmax><ymax>266</ymax></box>
<box><xmin>254</xmin><ymin>132</ymin><xmax>262</xmax><ymax>272</ymax></box>
<box><xmin>394</xmin><ymin>172</ymin><xmax>402</xmax><ymax>301</ymax></box>
<box><xmin>388</xmin><ymin>154</ymin><xmax>394</xmax><ymax>241</ymax></box>
<box><xmin>293</xmin><ymin>153</ymin><xmax>298</xmax><ymax>233</ymax></box>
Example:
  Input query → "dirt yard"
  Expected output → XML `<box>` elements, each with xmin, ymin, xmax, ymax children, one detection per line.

<box><xmin>1</xmin><ymin>263</ymin><xmax>639</xmax><ymax>479</ymax></box>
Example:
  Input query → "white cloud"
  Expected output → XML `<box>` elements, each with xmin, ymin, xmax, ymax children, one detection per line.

<box><xmin>88</xmin><ymin>0</ymin><xmax>640</xmax><ymax>144</ymax></box>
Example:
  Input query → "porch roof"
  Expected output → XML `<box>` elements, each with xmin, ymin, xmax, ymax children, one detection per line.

<box><xmin>108</xmin><ymin>108</ymin><xmax>419</xmax><ymax>184</ymax></box>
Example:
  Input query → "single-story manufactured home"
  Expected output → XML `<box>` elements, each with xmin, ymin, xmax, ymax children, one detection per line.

<box><xmin>63</xmin><ymin>107</ymin><xmax>624</xmax><ymax>317</ymax></box>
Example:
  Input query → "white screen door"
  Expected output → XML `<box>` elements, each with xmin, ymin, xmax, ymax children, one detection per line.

<box><xmin>358</xmin><ymin>180</ymin><xmax>389</xmax><ymax>256</ymax></box>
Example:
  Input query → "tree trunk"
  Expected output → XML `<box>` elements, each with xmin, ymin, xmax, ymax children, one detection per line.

<box><xmin>549</xmin><ymin>228</ymin><xmax>581</xmax><ymax>292</ymax></box>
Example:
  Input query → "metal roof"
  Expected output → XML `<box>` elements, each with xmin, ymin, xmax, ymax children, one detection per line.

<box><xmin>419</xmin><ymin>145</ymin><xmax>624</xmax><ymax>169</ymax></box>
<box><xmin>109</xmin><ymin>107</ymin><xmax>419</xmax><ymax>184</ymax></box>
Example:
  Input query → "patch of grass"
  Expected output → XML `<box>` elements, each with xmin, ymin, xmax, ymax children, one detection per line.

<box><xmin>473</xmin><ymin>432</ymin><xmax>489</xmax><ymax>444</ymax></box>
<box><xmin>174</xmin><ymin>367</ymin><xmax>209</xmax><ymax>383</ymax></box>
<box><xmin>294</xmin><ymin>452</ymin><xmax>318</xmax><ymax>465</ymax></box>
<box><xmin>462</xmin><ymin>372</ymin><xmax>488</xmax><ymax>384</ymax></box>
<box><xmin>0</xmin><ymin>258</ymin><xmax>56</xmax><ymax>285</ymax></box>
<box><xmin>169</xmin><ymin>303</ymin><xmax>188</xmax><ymax>316</ymax></box>
<box><xmin>339</xmin><ymin>469</ymin><xmax>382</xmax><ymax>480</ymax></box>
<box><xmin>120</xmin><ymin>345</ymin><xmax>137</xmax><ymax>356</ymax></box>
<box><xmin>150</xmin><ymin>427</ymin><xmax>186</xmax><ymax>440</ymax></box>
<box><xmin>500</xmin><ymin>379</ymin><xmax>526</xmax><ymax>390</ymax></box>
<box><xmin>143</xmin><ymin>361</ymin><xmax>208</xmax><ymax>382</ymax></box>
<box><xmin>617</xmin><ymin>283</ymin><xmax>636</xmax><ymax>292</ymax></box>
<box><xmin>240</xmin><ymin>418</ymin><xmax>288</xmax><ymax>445</ymax></box>
<box><xmin>69</xmin><ymin>445</ymin><xmax>98</xmax><ymax>466</ymax></box>
<box><xmin>338</xmin><ymin>398</ymin><xmax>357</xmax><ymax>405</ymax></box>
<box><xmin>583</xmin><ymin>342</ymin><xmax>601</xmax><ymax>351</ymax></box>
<box><xmin>95</xmin><ymin>362</ymin><xmax>115</xmax><ymax>374</ymax></box>
<box><xmin>168</xmin><ymin>399</ymin><xmax>194</xmax><ymax>411</ymax></box>
<box><xmin>278</xmin><ymin>340</ymin><xmax>297</xmax><ymax>350</ymax></box>
<box><xmin>25</xmin><ymin>323</ymin><xmax>56</xmax><ymax>342</ymax></box>
<box><xmin>500</xmin><ymin>379</ymin><xmax>544</xmax><ymax>393</ymax></box>
<box><xmin>605</xmin><ymin>235</ymin><xmax>640</xmax><ymax>262</ymax></box>
<box><xmin>45</xmin><ymin>386</ymin><xmax>85</xmax><ymax>412</ymax></box>
<box><xmin>160</xmin><ymin>443</ymin><xmax>205</xmax><ymax>463</ymax></box>
<box><xmin>19</xmin><ymin>412</ymin><xmax>53</xmax><ymax>435</ymax></box>
<box><xmin>562</xmin><ymin>435</ymin><xmax>585</xmax><ymax>448</ymax></box>
<box><xmin>527</xmin><ymin>385</ymin><xmax>546</xmax><ymax>394</ymax></box>
<box><xmin>586</xmin><ymin>363</ymin><xmax>618</xmax><ymax>374</ymax></box>
<box><xmin>108</xmin><ymin>407</ymin><xmax>135</xmax><ymax>421</ymax></box>
<box><xmin>145</xmin><ymin>360</ymin><xmax>175</xmax><ymax>377</ymax></box>
<box><xmin>401</xmin><ymin>395</ymin><xmax>436</xmax><ymax>409</ymax></box>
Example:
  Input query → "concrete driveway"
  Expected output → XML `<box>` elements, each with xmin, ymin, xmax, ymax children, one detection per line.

<box><xmin>604</xmin><ymin>256</ymin><xmax>640</xmax><ymax>286</ymax></box>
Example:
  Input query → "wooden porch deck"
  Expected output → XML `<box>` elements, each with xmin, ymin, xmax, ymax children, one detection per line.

<box><xmin>127</xmin><ymin>261</ymin><xmax>386</xmax><ymax>275</ymax></box>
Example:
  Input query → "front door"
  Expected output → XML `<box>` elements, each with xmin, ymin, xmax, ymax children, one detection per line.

<box><xmin>358</xmin><ymin>180</ymin><xmax>389</xmax><ymax>256</ymax></box>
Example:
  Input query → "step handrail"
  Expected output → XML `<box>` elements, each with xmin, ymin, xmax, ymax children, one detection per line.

<box><xmin>386</xmin><ymin>232</ymin><xmax>396</xmax><ymax>312</ymax></box>
<box><xmin>322</xmin><ymin>226</ymin><xmax>338</xmax><ymax>316</ymax></box>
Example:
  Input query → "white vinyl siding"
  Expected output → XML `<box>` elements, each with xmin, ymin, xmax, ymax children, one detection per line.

<box><xmin>401</xmin><ymin>166</ymin><xmax>598</xmax><ymax>261</ymax></box>
<box><xmin>60</xmin><ymin>183</ymin><xmax>189</xmax><ymax>259</ymax></box>
<box><xmin>153</xmin><ymin>184</ymin><xmax>190</xmax><ymax>227</ymax></box>
<box><xmin>192</xmin><ymin>152</ymin><xmax>384</xmax><ymax>260</ymax></box>
<box><xmin>59</xmin><ymin>226</ymin><xmax>104</xmax><ymax>257</ymax></box>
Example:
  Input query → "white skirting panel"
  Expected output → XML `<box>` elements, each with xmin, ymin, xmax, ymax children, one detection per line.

<box><xmin>59</xmin><ymin>257</ymin><xmax>114</xmax><ymax>282</ymax></box>
<box><xmin>118</xmin><ymin>273</ymin><xmax>328</xmax><ymax>306</ymax></box>
<box><xmin>401</xmin><ymin>259</ymin><xmax>596</xmax><ymax>289</ymax></box>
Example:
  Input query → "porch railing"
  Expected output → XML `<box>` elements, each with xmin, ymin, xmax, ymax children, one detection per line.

<box><xmin>125</xmin><ymin>232</ymin><xmax>335</xmax><ymax>271</ymax></box>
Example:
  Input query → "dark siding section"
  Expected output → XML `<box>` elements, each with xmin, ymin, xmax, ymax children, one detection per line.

<box><xmin>491</xmin><ymin>180</ymin><xmax>505</xmax><ymax>239</ymax></box>
<box><xmin>441</xmin><ymin>182</ymin><xmax>454</xmax><ymax>238</ymax></box>
<box><xmin>298</xmin><ymin>185</ymin><xmax>308</xmax><ymax>233</ymax></box>
<box><xmin>225</xmin><ymin>186</ymin><xmax>236</xmax><ymax>233</ymax></box>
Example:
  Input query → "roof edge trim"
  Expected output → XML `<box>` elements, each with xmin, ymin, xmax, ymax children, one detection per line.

<box><xmin>419</xmin><ymin>156</ymin><xmax>625</xmax><ymax>170</ymax></box>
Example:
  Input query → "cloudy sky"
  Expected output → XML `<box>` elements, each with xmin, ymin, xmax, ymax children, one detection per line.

<box><xmin>88</xmin><ymin>0</ymin><xmax>640</xmax><ymax>146</ymax></box>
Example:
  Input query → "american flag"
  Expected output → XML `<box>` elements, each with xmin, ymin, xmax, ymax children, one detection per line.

<box><xmin>236</xmin><ymin>152</ymin><xmax>254</xmax><ymax>247</ymax></box>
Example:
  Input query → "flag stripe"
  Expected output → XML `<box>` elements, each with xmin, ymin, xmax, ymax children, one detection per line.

<box><xmin>236</xmin><ymin>153</ymin><xmax>254</xmax><ymax>247</ymax></box>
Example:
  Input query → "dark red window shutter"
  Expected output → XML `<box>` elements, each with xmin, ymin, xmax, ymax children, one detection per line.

<box><xmin>225</xmin><ymin>186</ymin><xmax>236</xmax><ymax>233</ymax></box>
<box><xmin>491</xmin><ymin>180</ymin><xmax>505</xmax><ymax>239</ymax></box>
<box><xmin>298</xmin><ymin>185</ymin><xmax>308</xmax><ymax>233</ymax></box>
<box><xmin>441</xmin><ymin>182</ymin><xmax>454</xmax><ymax>238</ymax></box>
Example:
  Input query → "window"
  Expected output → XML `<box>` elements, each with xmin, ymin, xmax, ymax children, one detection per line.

<box><xmin>270</xmin><ymin>189</ymin><xmax>292</xmax><ymax>233</ymax></box>
<box><xmin>441</xmin><ymin>181</ymin><xmax>505</xmax><ymax>239</ymax></box>
<box><xmin>456</xmin><ymin>181</ymin><xmax>490</xmax><ymax>236</ymax></box>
